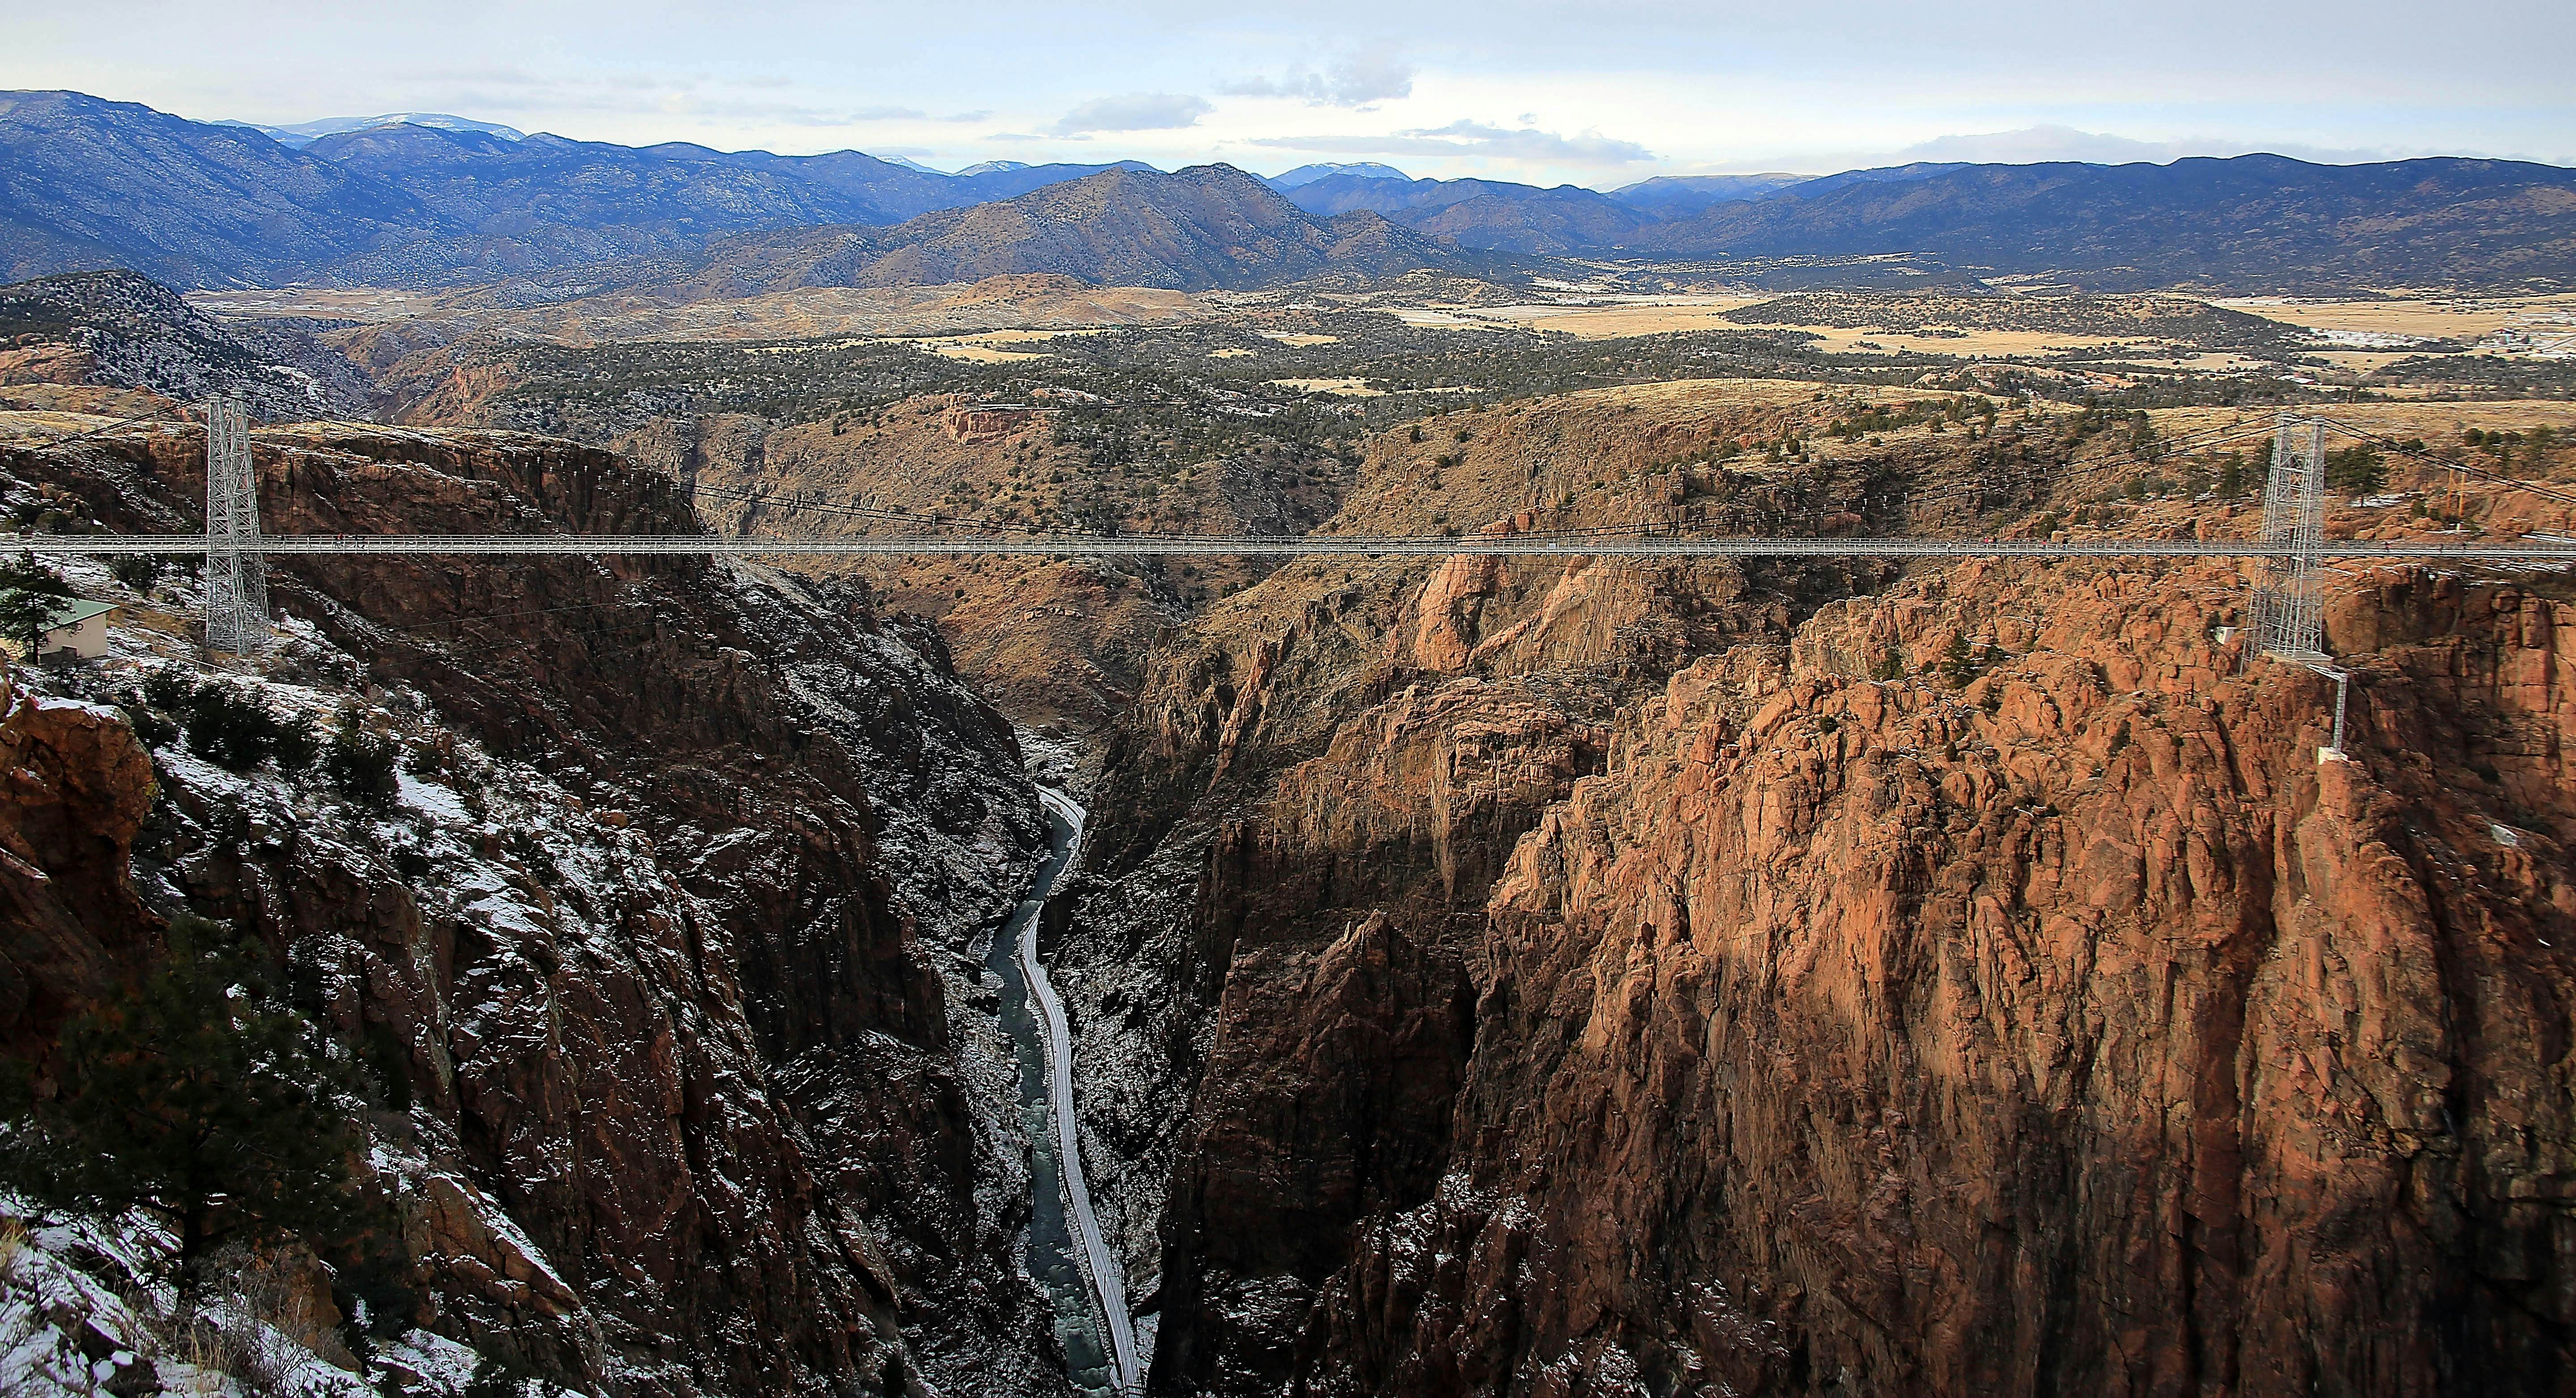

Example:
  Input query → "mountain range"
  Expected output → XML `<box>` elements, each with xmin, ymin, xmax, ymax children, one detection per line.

<box><xmin>1631</xmin><ymin>154</ymin><xmax>2576</xmax><ymax>290</ymax></box>
<box><xmin>0</xmin><ymin>91</ymin><xmax>1157</xmax><ymax>288</ymax></box>
<box><xmin>670</xmin><ymin>164</ymin><xmax>1476</xmax><ymax>296</ymax></box>
<box><xmin>212</xmin><ymin>111</ymin><xmax>530</xmax><ymax>147</ymax></box>
<box><xmin>5</xmin><ymin>88</ymin><xmax>2574</xmax><ymax>293</ymax></box>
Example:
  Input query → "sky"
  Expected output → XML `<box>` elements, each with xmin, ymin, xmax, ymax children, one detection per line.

<box><xmin>6</xmin><ymin>0</ymin><xmax>2571</xmax><ymax>185</ymax></box>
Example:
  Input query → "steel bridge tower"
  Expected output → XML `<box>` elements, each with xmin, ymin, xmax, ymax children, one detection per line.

<box><xmin>201</xmin><ymin>397</ymin><xmax>268</xmax><ymax>656</ymax></box>
<box><xmin>2245</xmin><ymin>412</ymin><xmax>2348</xmax><ymax>754</ymax></box>
<box><xmin>2246</xmin><ymin>413</ymin><xmax>2328</xmax><ymax>661</ymax></box>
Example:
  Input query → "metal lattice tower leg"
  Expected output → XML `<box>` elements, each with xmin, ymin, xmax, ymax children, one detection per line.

<box><xmin>2248</xmin><ymin>412</ymin><xmax>2327</xmax><ymax>663</ymax></box>
<box><xmin>201</xmin><ymin>397</ymin><xmax>268</xmax><ymax>656</ymax></box>
<box><xmin>2243</xmin><ymin>412</ymin><xmax>2352</xmax><ymax>757</ymax></box>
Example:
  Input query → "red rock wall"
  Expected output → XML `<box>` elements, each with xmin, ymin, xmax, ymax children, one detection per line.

<box><xmin>1</xmin><ymin>422</ymin><xmax>1059</xmax><ymax>1396</ymax></box>
<box><xmin>0</xmin><ymin>694</ymin><xmax>156</xmax><ymax>1060</ymax></box>
<box><xmin>1296</xmin><ymin>560</ymin><xmax>2576</xmax><ymax>1394</ymax></box>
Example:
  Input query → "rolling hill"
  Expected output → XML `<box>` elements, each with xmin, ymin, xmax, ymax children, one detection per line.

<box><xmin>1605</xmin><ymin>173</ymin><xmax>1812</xmax><ymax>216</ymax></box>
<box><xmin>680</xmin><ymin>163</ymin><xmax>1476</xmax><ymax>294</ymax></box>
<box><xmin>0</xmin><ymin>269</ymin><xmax>374</xmax><ymax>416</ymax></box>
<box><xmin>8</xmin><ymin>89</ymin><xmax>2576</xmax><ymax>295</ymax></box>
<box><xmin>1277</xmin><ymin>173</ymin><xmax>1652</xmax><ymax>253</ymax></box>
<box><xmin>301</xmin><ymin>123</ymin><xmax>898</xmax><ymax>285</ymax></box>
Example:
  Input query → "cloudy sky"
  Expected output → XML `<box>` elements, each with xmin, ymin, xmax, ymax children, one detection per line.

<box><xmin>8</xmin><ymin>0</ymin><xmax>2570</xmax><ymax>184</ymax></box>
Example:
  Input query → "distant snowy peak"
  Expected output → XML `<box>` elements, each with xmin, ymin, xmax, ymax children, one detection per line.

<box><xmin>956</xmin><ymin>160</ymin><xmax>1031</xmax><ymax>177</ymax></box>
<box><xmin>880</xmin><ymin>155</ymin><xmax>950</xmax><ymax>174</ymax></box>
<box><xmin>220</xmin><ymin>112</ymin><xmax>528</xmax><ymax>147</ymax></box>
<box><xmin>1267</xmin><ymin>161</ymin><xmax>1411</xmax><ymax>189</ymax></box>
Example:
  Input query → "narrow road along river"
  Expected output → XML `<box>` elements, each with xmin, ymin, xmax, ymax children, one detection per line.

<box><xmin>1009</xmin><ymin>787</ymin><xmax>1142</xmax><ymax>1395</ymax></box>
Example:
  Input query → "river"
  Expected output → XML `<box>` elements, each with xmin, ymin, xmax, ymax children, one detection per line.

<box><xmin>990</xmin><ymin>786</ymin><xmax>1142</xmax><ymax>1397</ymax></box>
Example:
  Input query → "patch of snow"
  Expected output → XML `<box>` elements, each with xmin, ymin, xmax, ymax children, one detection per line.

<box><xmin>2309</xmin><ymin>329</ymin><xmax>2429</xmax><ymax>349</ymax></box>
<box><xmin>376</xmin><ymin>1327</ymin><xmax>483</xmax><ymax>1392</ymax></box>
<box><xmin>20</xmin><ymin>693</ymin><xmax>127</xmax><ymax>722</ymax></box>
<box><xmin>397</xmin><ymin>771</ymin><xmax>471</xmax><ymax>825</ymax></box>
<box><xmin>153</xmin><ymin>746</ymin><xmax>254</xmax><ymax>800</ymax></box>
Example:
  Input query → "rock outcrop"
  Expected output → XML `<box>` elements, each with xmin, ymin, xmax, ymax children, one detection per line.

<box><xmin>1296</xmin><ymin>558</ymin><xmax>2576</xmax><ymax>1394</ymax></box>
<box><xmin>0</xmin><ymin>693</ymin><xmax>157</xmax><ymax>1061</ymax></box>
<box><xmin>1057</xmin><ymin>386</ymin><xmax>2576</xmax><ymax>1396</ymax></box>
<box><xmin>0</xmin><ymin>407</ymin><xmax>1066</xmax><ymax>1396</ymax></box>
<box><xmin>1055</xmin><ymin>384</ymin><xmax>1925</xmax><ymax>1391</ymax></box>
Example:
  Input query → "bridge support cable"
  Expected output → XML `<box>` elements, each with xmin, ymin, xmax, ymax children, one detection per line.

<box><xmin>199</xmin><ymin>397</ymin><xmax>268</xmax><ymax>657</ymax></box>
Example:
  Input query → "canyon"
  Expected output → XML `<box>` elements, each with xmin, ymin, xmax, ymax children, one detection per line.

<box><xmin>5</xmin><ymin>273</ymin><xmax>2576</xmax><ymax>1397</ymax></box>
<box><xmin>0</xmin><ymin>397</ymin><xmax>1068</xmax><ymax>1394</ymax></box>
<box><xmin>1042</xmin><ymin>387</ymin><xmax>2576</xmax><ymax>1396</ymax></box>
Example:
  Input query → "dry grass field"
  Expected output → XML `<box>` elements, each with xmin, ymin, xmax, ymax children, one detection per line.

<box><xmin>1384</xmin><ymin>296</ymin><xmax>1766</xmax><ymax>338</ymax></box>
<box><xmin>195</xmin><ymin>277</ymin><xmax>1207</xmax><ymax>347</ymax></box>
<box><xmin>1268</xmin><ymin>377</ymin><xmax>1385</xmax><ymax>396</ymax></box>
<box><xmin>2209</xmin><ymin>292</ymin><xmax>2576</xmax><ymax>343</ymax></box>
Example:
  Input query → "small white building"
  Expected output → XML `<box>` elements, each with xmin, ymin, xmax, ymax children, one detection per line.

<box><xmin>26</xmin><ymin>598</ymin><xmax>117</xmax><ymax>660</ymax></box>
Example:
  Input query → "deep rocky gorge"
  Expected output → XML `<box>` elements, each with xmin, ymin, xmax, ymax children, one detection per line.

<box><xmin>1</xmin><ymin>401</ymin><xmax>1069</xmax><ymax>1395</ymax></box>
<box><xmin>6</xmin><ymin>371</ymin><xmax>2576</xmax><ymax>1397</ymax></box>
<box><xmin>1040</xmin><ymin>385</ymin><xmax>2576</xmax><ymax>1396</ymax></box>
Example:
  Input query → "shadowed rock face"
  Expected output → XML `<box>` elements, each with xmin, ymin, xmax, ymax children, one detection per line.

<box><xmin>1057</xmin><ymin>390</ymin><xmax>1907</xmax><ymax>1397</ymax></box>
<box><xmin>0</xmin><ymin>414</ymin><xmax>1063</xmax><ymax>1396</ymax></box>
<box><xmin>1127</xmin><ymin>551</ymin><xmax>2576</xmax><ymax>1396</ymax></box>
<box><xmin>1048</xmin><ymin>384</ymin><xmax>2576</xmax><ymax>1397</ymax></box>
<box><xmin>1294</xmin><ymin>561</ymin><xmax>2576</xmax><ymax>1395</ymax></box>
<box><xmin>0</xmin><ymin>695</ymin><xmax>159</xmax><ymax>1061</ymax></box>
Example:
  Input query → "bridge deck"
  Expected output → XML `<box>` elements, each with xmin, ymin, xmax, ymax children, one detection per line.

<box><xmin>14</xmin><ymin>533</ymin><xmax>2576</xmax><ymax>562</ymax></box>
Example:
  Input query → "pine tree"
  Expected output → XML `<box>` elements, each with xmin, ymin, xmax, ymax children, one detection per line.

<box><xmin>2217</xmin><ymin>453</ymin><xmax>2247</xmax><ymax>499</ymax></box>
<box><xmin>0</xmin><ymin>550</ymin><xmax>73</xmax><ymax>660</ymax></box>
<box><xmin>0</xmin><ymin>588</ymin><xmax>58</xmax><ymax>659</ymax></box>
<box><xmin>322</xmin><ymin>706</ymin><xmax>401</xmax><ymax>809</ymax></box>
<box><xmin>2325</xmin><ymin>445</ymin><xmax>2389</xmax><ymax>498</ymax></box>
<box><xmin>0</xmin><ymin>917</ymin><xmax>369</xmax><ymax>1310</ymax></box>
<box><xmin>0</xmin><ymin>550</ymin><xmax>70</xmax><ymax>599</ymax></box>
<box><xmin>1940</xmin><ymin>632</ymin><xmax>1977</xmax><ymax>688</ymax></box>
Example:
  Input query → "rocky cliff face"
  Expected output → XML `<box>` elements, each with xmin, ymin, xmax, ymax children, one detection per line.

<box><xmin>0</xmin><ymin>271</ymin><xmax>377</xmax><ymax>418</ymax></box>
<box><xmin>0</xmin><ymin>694</ymin><xmax>159</xmax><ymax>1063</ymax></box>
<box><xmin>595</xmin><ymin>395</ymin><xmax>1350</xmax><ymax>731</ymax></box>
<box><xmin>1299</xmin><ymin>558</ymin><xmax>2576</xmax><ymax>1394</ymax></box>
<box><xmin>0</xmin><ymin>405</ymin><xmax>1066</xmax><ymax>1395</ymax></box>
<box><xmin>1051</xmin><ymin>384</ymin><xmax>1921</xmax><ymax>1389</ymax></box>
<box><xmin>1052</xmin><ymin>386</ymin><xmax>2576</xmax><ymax>1396</ymax></box>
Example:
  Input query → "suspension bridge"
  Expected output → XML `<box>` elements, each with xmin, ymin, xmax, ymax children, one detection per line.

<box><xmin>12</xmin><ymin>400</ymin><xmax>2576</xmax><ymax>744</ymax></box>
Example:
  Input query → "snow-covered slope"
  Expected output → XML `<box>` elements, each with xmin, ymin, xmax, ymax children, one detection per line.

<box><xmin>0</xmin><ymin>404</ymin><xmax>1073</xmax><ymax>1395</ymax></box>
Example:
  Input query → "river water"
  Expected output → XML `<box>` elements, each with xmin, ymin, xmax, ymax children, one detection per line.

<box><xmin>990</xmin><ymin>787</ymin><xmax>1141</xmax><ymax>1396</ymax></box>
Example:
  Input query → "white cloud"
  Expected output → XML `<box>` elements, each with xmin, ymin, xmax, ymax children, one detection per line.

<box><xmin>15</xmin><ymin>1</ymin><xmax>2569</xmax><ymax>172</ymax></box>
<box><xmin>1892</xmin><ymin>124</ymin><xmax>2411</xmax><ymax>167</ymax></box>
<box><xmin>1052</xmin><ymin>93</ymin><xmax>1212</xmax><ymax>134</ymax></box>
<box><xmin>1220</xmin><ymin>55</ymin><xmax>1414</xmax><ymax>107</ymax></box>
<box><xmin>1897</xmin><ymin>125</ymin><xmax>2173</xmax><ymax>164</ymax></box>
<box><xmin>1251</xmin><ymin>120</ymin><xmax>1652</xmax><ymax>166</ymax></box>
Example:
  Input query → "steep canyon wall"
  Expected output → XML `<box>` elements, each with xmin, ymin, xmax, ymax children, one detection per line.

<box><xmin>0</xmin><ymin>409</ymin><xmax>1065</xmax><ymax>1396</ymax></box>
